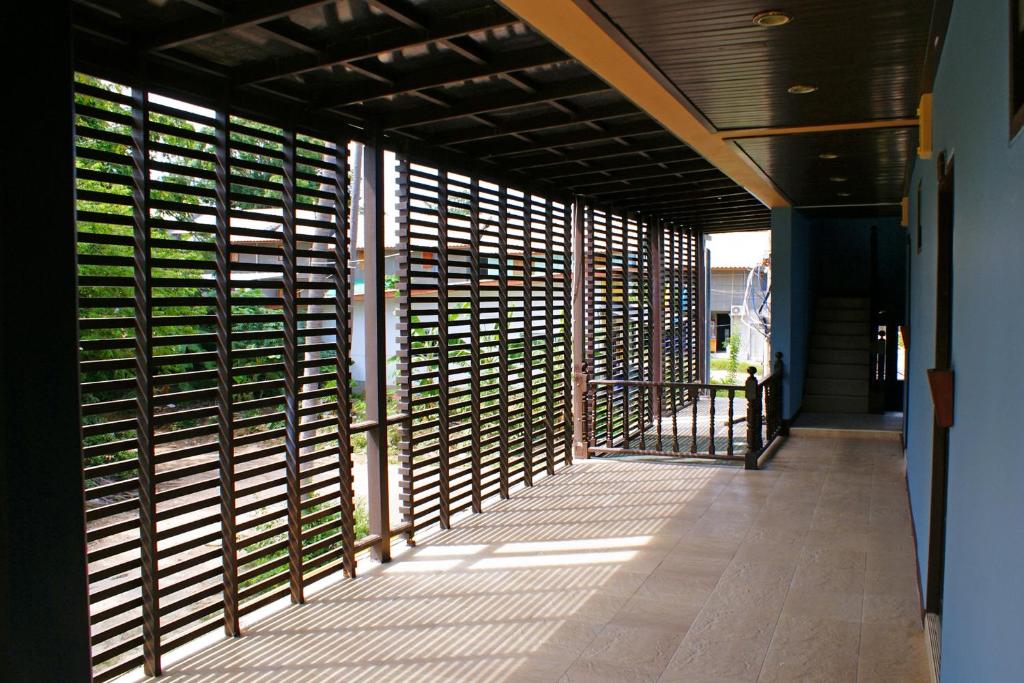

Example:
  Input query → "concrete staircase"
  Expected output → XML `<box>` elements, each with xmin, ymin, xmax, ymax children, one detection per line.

<box><xmin>804</xmin><ymin>296</ymin><xmax>871</xmax><ymax>413</ymax></box>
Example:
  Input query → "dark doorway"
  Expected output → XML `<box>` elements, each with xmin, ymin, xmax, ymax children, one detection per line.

<box><xmin>715</xmin><ymin>313</ymin><xmax>731</xmax><ymax>352</ymax></box>
<box><xmin>927</xmin><ymin>154</ymin><xmax>955</xmax><ymax>616</ymax></box>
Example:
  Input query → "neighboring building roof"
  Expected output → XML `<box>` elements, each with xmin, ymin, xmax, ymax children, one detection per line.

<box><xmin>709</xmin><ymin>250</ymin><xmax>769</xmax><ymax>271</ymax></box>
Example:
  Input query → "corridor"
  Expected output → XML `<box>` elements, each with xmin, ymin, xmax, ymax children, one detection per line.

<box><xmin>148</xmin><ymin>434</ymin><xmax>928</xmax><ymax>682</ymax></box>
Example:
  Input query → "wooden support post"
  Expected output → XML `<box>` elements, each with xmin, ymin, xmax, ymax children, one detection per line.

<box><xmin>571</xmin><ymin>199</ymin><xmax>589</xmax><ymax>459</ymax></box>
<box><xmin>282</xmin><ymin>128</ymin><xmax>305</xmax><ymax>605</ymax></box>
<box><xmin>362</xmin><ymin>141</ymin><xmax>391</xmax><ymax>561</ymax></box>
<box><xmin>1</xmin><ymin>6</ymin><xmax>93</xmax><ymax>677</ymax></box>
<box><xmin>696</xmin><ymin>231</ymin><xmax>708</xmax><ymax>384</ymax></box>
<box><xmin>745</xmin><ymin>367</ymin><xmax>763</xmax><ymax>470</ymax></box>
<box><xmin>213</xmin><ymin>106</ymin><xmax>241</xmax><ymax>636</ymax></box>
<box><xmin>130</xmin><ymin>88</ymin><xmax>162</xmax><ymax>671</ymax></box>
<box><xmin>649</xmin><ymin>218</ymin><xmax>664</xmax><ymax>418</ymax></box>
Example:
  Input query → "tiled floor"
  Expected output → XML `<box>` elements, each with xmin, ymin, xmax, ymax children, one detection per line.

<box><xmin>155</xmin><ymin>434</ymin><xmax>929</xmax><ymax>682</ymax></box>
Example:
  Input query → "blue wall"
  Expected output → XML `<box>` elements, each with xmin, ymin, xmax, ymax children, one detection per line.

<box><xmin>770</xmin><ymin>207</ymin><xmax>811</xmax><ymax>419</ymax></box>
<box><xmin>905</xmin><ymin>0</ymin><xmax>1024</xmax><ymax>679</ymax></box>
<box><xmin>809</xmin><ymin>216</ymin><xmax>906</xmax><ymax>320</ymax></box>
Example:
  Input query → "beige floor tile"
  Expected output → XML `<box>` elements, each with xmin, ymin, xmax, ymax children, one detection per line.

<box><xmin>611</xmin><ymin>593</ymin><xmax>706</xmax><ymax>633</ymax></box>
<box><xmin>634</xmin><ymin>564</ymin><xmax>723</xmax><ymax>602</ymax></box>
<box><xmin>861</xmin><ymin>593</ymin><xmax>921</xmax><ymax>626</ymax></box>
<box><xmin>661</xmin><ymin>607</ymin><xmax>779</xmax><ymax>682</ymax></box>
<box><xmin>564</xmin><ymin>624</ymin><xmax>684</xmax><ymax>682</ymax></box>
<box><xmin>791</xmin><ymin>560</ymin><xmax>864</xmax><ymax>595</ymax></box>
<box><xmin>864</xmin><ymin>567</ymin><xmax>919</xmax><ymax>598</ymax></box>
<box><xmin>858</xmin><ymin>620</ymin><xmax>931</xmax><ymax>682</ymax></box>
<box><xmin>759</xmin><ymin>614</ymin><xmax>861</xmax><ymax>682</ymax></box>
<box><xmin>731</xmin><ymin>539</ymin><xmax>803</xmax><ymax>568</ymax></box>
<box><xmin>781</xmin><ymin>586</ymin><xmax>863</xmax><ymax>623</ymax></box>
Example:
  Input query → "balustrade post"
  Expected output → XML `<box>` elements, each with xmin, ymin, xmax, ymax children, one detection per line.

<box><xmin>574</xmin><ymin>364</ymin><xmax>591</xmax><ymax>459</ymax></box>
<box><xmin>745</xmin><ymin>367</ymin><xmax>762</xmax><ymax>470</ymax></box>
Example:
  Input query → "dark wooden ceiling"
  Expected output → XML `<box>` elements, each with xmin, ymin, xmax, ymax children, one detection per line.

<box><xmin>590</xmin><ymin>0</ymin><xmax>934</xmax><ymax>208</ymax></box>
<box><xmin>69</xmin><ymin>0</ymin><xmax>770</xmax><ymax>231</ymax></box>
<box><xmin>737</xmin><ymin>127</ymin><xmax>919</xmax><ymax>206</ymax></box>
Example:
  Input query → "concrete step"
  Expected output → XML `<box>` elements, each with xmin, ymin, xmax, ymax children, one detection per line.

<box><xmin>803</xmin><ymin>394</ymin><xmax>869</xmax><ymax>413</ymax></box>
<box><xmin>810</xmin><ymin>333</ymin><xmax>872</xmax><ymax>350</ymax></box>
<box><xmin>808</xmin><ymin>362</ymin><xmax>867</xmax><ymax>379</ymax></box>
<box><xmin>813</xmin><ymin>320</ymin><xmax>870</xmax><ymax>336</ymax></box>
<box><xmin>814</xmin><ymin>307</ymin><xmax>871</xmax><ymax>323</ymax></box>
<box><xmin>809</xmin><ymin>348</ymin><xmax>871</xmax><ymax>365</ymax></box>
<box><xmin>805</xmin><ymin>377</ymin><xmax>869</xmax><ymax>397</ymax></box>
<box><xmin>817</xmin><ymin>296</ymin><xmax>870</xmax><ymax>310</ymax></box>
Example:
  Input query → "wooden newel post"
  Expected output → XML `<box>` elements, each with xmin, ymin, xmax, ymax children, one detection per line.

<box><xmin>573</xmin><ymin>362</ymin><xmax>590</xmax><ymax>459</ymax></box>
<box><xmin>745</xmin><ymin>366</ymin><xmax>762</xmax><ymax>470</ymax></box>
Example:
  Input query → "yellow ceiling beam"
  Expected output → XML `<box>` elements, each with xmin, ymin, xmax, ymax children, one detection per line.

<box><xmin>499</xmin><ymin>0</ymin><xmax>791</xmax><ymax>208</ymax></box>
<box><xmin>719</xmin><ymin>118</ymin><xmax>920</xmax><ymax>140</ymax></box>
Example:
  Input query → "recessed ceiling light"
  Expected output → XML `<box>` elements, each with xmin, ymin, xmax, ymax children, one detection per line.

<box><xmin>819</xmin><ymin>152</ymin><xmax>839</xmax><ymax>160</ymax></box>
<box><xmin>752</xmin><ymin>10</ymin><xmax>792</xmax><ymax>27</ymax></box>
<box><xmin>837</xmin><ymin>192</ymin><xmax>852</xmax><ymax>197</ymax></box>
<box><xmin>829</xmin><ymin>176</ymin><xmax>848</xmax><ymax>183</ymax></box>
<box><xmin>787</xmin><ymin>84</ymin><xmax>818</xmax><ymax>95</ymax></box>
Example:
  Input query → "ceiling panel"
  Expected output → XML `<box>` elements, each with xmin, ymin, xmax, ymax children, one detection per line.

<box><xmin>737</xmin><ymin>127</ymin><xmax>918</xmax><ymax>206</ymax></box>
<box><xmin>590</xmin><ymin>0</ymin><xmax>933</xmax><ymax>130</ymax></box>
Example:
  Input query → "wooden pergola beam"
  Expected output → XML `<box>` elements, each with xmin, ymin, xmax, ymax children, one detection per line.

<box><xmin>144</xmin><ymin>0</ymin><xmax>335</xmax><ymax>52</ymax></box>
<box><xmin>319</xmin><ymin>46</ymin><xmax>568</xmax><ymax>110</ymax></box>
<box><xmin>379</xmin><ymin>78</ymin><xmax>610</xmax><ymax>130</ymax></box>
<box><xmin>480</xmin><ymin>120</ymin><xmax>664</xmax><ymax>158</ymax></box>
<box><xmin>234</xmin><ymin>6</ymin><xmax>518</xmax><ymax>85</ymax></box>
<box><xmin>539</xmin><ymin>151</ymin><xmax>705</xmax><ymax>181</ymax></box>
<box><xmin>561</xmin><ymin>156</ymin><xmax>712</xmax><ymax>185</ymax></box>
<box><xmin>566</xmin><ymin>165</ymin><xmax>721</xmax><ymax>191</ymax></box>
<box><xmin>508</xmin><ymin>140</ymin><xmax>687</xmax><ymax>170</ymax></box>
<box><xmin>432</xmin><ymin>102</ymin><xmax>639</xmax><ymax>146</ymax></box>
<box><xmin>585</xmin><ymin>177</ymin><xmax>738</xmax><ymax>200</ymax></box>
<box><xmin>614</xmin><ymin>190</ymin><xmax>754</xmax><ymax>211</ymax></box>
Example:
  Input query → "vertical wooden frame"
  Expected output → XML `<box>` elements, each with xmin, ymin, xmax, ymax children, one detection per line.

<box><xmin>363</xmin><ymin>142</ymin><xmax>392</xmax><ymax>556</ymax></box>
<box><xmin>521</xmin><ymin>194</ymin><xmax>535</xmax><ymax>486</ymax></box>
<box><xmin>395</xmin><ymin>157</ymin><xmax>415</xmax><ymax>535</ymax></box>
<box><xmin>544</xmin><ymin>201</ymin><xmax>557</xmax><ymax>475</ymax></box>
<box><xmin>331</xmin><ymin>141</ymin><xmax>357</xmax><ymax>577</ymax></box>
<box><xmin>469</xmin><ymin>180</ymin><xmax>483</xmax><ymax>512</ymax></box>
<box><xmin>213</xmin><ymin>107</ymin><xmax>240</xmax><ymax>637</ymax></box>
<box><xmin>571</xmin><ymin>199</ymin><xmax>588</xmax><ymax>458</ymax></box>
<box><xmin>281</xmin><ymin>128</ymin><xmax>305</xmax><ymax>605</ymax></box>
<box><xmin>562</xmin><ymin>200</ymin><xmax>575</xmax><ymax>465</ymax></box>
<box><xmin>497</xmin><ymin>187</ymin><xmax>512</xmax><ymax>494</ymax></box>
<box><xmin>436</xmin><ymin>170</ymin><xmax>452</xmax><ymax>525</ymax></box>
<box><xmin>130</xmin><ymin>87</ymin><xmax>161</xmax><ymax>676</ymax></box>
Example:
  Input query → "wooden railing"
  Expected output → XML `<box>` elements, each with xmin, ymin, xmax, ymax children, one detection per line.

<box><xmin>584</xmin><ymin>353</ymin><xmax>786</xmax><ymax>470</ymax></box>
<box><xmin>753</xmin><ymin>353</ymin><xmax>787</xmax><ymax>469</ymax></box>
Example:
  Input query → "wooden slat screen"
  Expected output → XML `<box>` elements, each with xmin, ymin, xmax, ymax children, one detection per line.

<box><xmin>583</xmin><ymin>208</ymin><xmax>654</xmax><ymax>447</ymax></box>
<box><xmin>75</xmin><ymin>74</ymin><xmax>355</xmax><ymax>680</ymax></box>
<box><xmin>582</xmin><ymin>209</ymin><xmax>698</xmax><ymax>448</ymax></box>
<box><xmin>662</xmin><ymin>220</ymin><xmax>699</xmax><ymax>385</ymax></box>
<box><xmin>396</xmin><ymin>160</ymin><xmax>572</xmax><ymax>535</ymax></box>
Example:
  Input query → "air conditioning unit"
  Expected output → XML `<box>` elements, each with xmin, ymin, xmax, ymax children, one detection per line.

<box><xmin>730</xmin><ymin>305</ymin><xmax>745</xmax><ymax>317</ymax></box>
